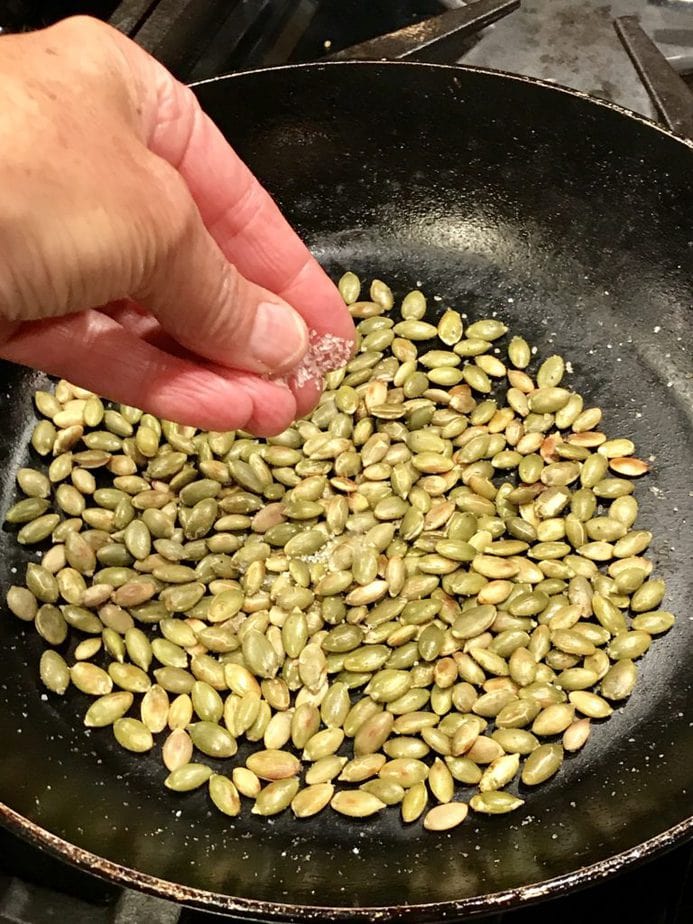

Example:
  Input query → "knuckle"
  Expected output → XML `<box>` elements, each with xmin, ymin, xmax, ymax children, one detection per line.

<box><xmin>49</xmin><ymin>15</ymin><xmax>118</xmax><ymax>51</ymax></box>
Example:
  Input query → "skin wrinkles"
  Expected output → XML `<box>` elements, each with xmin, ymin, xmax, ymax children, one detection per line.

<box><xmin>0</xmin><ymin>17</ymin><xmax>354</xmax><ymax>433</ymax></box>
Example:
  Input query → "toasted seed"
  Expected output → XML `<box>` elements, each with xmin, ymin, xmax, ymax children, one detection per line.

<box><xmin>428</xmin><ymin>757</ymin><xmax>455</xmax><ymax>803</ymax></box>
<box><xmin>7</xmin><ymin>586</ymin><xmax>39</xmax><ymax>622</ymax></box>
<box><xmin>601</xmin><ymin>659</ymin><xmax>637</xmax><ymax>700</ymax></box>
<box><xmin>361</xmin><ymin>779</ymin><xmax>406</xmax><ymax>805</ymax></box>
<box><xmin>399</xmin><ymin>781</ymin><xmax>428</xmax><ymax>823</ymax></box>
<box><xmin>113</xmin><ymin>717</ymin><xmax>153</xmax><ymax>752</ymax></box>
<box><xmin>162</xmin><ymin>729</ymin><xmax>194</xmax><ymax>771</ymax></box>
<box><xmin>354</xmin><ymin>711</ymin><xmax>394</xmax><ymax>755</ymax></box>
<box><xmin>109</xmin><ymin>662</ymin><xmax>152</xmax><ymax>693</ymax></box>
<box><xmin>140</xmin><ymin>685</ymin><xmax>170</xmax><ymax>732</ymax></box>
<box><xmin>190</xmin><ymin>722</ymin><xmax>237</xmax><ymax>758</ymax></box>
<box><xmin>470</xmin><ymin>791</ymin><xmax>524</xmax><ymax>814</ymax></box>
<box><xmin>168</xmin><ymin>694</ymin><xmax>193</xmax><ymax>730</ymax></box>
<box><xmin>631</xmin><ymin>611</ymin><xmax>675</xmax><ymax>635</ymax></box>
<box><xmin>569</xmin><ymin>691</ymin><xmax>612</xmax><ymax>719</ymax></box>
<box><xmin>71</xmin><ymin>662</ymin><xmax>112</xmax><ymax>696</ymax></box>
<box><xmin>6</xmin><ymin>496</ymin><xmax>51</xmax><ymax>524</ymax></box>
<box><xmin>165</xmin><ymin>763</ymin><xmax>213</xmax><ymax>792</ymax></box>
<box><xmin>478</xmin><ymin>753</ymin><xmax>520</xmax><ymax>792</ymax></box>
<box><xmin>247</xmin><ymin>749</ymin><xmax>301</xmax><ymax>781</ymax></box>
<box><xmin>631</xmin><ymin>579</ymin><xmax>666</xmax><ymax>613</ymax></box>
<box><xmin>423</xmin><ymin>801</ymin><xmax>468</xmax><ymax>831</ymax></box>
<box><xmin>563</xmin><ymin>718</ymin><xmax>591</xmax><ymax>752</ymax></box>
<box><xmin>292</xmin><ymin>782</ymin><xmax>335</xmax><ymax>818</ymax></box>
<box><xmin>492</xmin><ymin>728</ymin><xmax>539</xmax><ymax>755</ymax></box>
<box><xmin>85</xmin><ymin>691</ymin><xmax>133</xmax><ymax>727</ymax></box>
<box><xmin>339</xmin><ymin>753</ymin><xmax>386</xmax><ymax>783</ymax></box>
<box><xmin>379</xmin><ymin>758</ymin><xmax>429</xmax><ymax>787</ymax></box>
<box><xmin>522</xmin><ymin>743</ymin><xmax>564</xmax><ymax>785</ymax></box>
<box><xmin>556</xmin><ymin>668</ymin><xmax>599</xmax><ymax>691</ymax></box>
<box><xmin>74</xmin><ymin>637</ymin><xmax>102</xmax><ymax>661</ymax></box>
<box><xmin>304</xmin><ymin>755</ymin><xmax>347</xmax><ymax>786</ymax></box>
<box><xmin>40</xmin><ymin>650</ymin><xmax>71</xmax><ymax>694</ymax></box>
<box><xmin>35</xmin><ymin>604</ymin><xmax>68</xmax><ymax>645</ymax></box>
<box><xmin>508</xmin><ymin>336</ymin><xmax>531</xmax><ymax>368</ymax></box>
<box><xmin>532</xmin><ymin>703</ymin><xmax>574</xmax><ymax>736</ymax></box>
<box><xmin>253</xmin><ymin>778</ymin><xmax>300</xmax><ymax>816</ymax></box>
<box><xmin>228</xmin><ymin>766</ymin><xmax>259</xmax><ymax>799</ymax></box>
<box><xmin>17</xmin><ymin>514</ymin><xmax>61</xmax><ymax>545</ymax></box>
<box><xmin>608</xmin><ymin>630</ymin><xmax>652</xmax><ymax>660</ymax></box>
<box><xmin>331</xmin><ymin>790</ymin><xmax>386</xmax><ymax>818</ymax></box>
<box><xmin>209</xmin><ymin>775</ymin><xmax>241</xmax><ymax>816</ymax></box>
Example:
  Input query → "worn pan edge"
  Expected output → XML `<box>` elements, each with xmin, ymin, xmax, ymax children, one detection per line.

<box><xmin>1</xmin><ymin>799</ymin><xmax>692</xmax><ymax>920</ymax></box>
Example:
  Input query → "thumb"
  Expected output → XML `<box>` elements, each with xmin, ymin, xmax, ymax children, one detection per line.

<box><xmin>133</xmin><ymin>178</ymin><xmax>310</xmax><ymax>377</ymax></box>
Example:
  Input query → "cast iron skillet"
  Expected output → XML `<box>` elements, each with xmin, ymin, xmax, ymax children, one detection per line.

<box><xmin>0</xmin><ymin>56</ymin><xmax>692</xmax><ymax>921</ymax></box>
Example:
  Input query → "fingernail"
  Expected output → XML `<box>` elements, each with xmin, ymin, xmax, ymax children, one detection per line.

<box><xmin>248</xmin><ymin>302</ymin><xmax>308</xmax><ymax>374</ymax></box>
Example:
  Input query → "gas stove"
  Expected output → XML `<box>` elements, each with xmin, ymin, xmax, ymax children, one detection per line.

<box><xmin>1</xmin><ymin>1</ymin><xmax>691</xmax><ymax>113</ymax></box>
<box><xmin>0</xmin><ymin>1</ymin><xmax>691</xmax><ymax>922</ymax></box>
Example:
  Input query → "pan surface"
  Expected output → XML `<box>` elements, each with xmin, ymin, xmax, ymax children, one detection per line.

<box><xmin>0</xmin><ymin>63</ymin><xmax>692</xmax><ymax>920</ymax></box>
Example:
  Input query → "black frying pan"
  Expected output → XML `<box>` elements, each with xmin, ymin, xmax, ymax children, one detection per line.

<box><xmin>0</xmin><ymin>16</ymin><xmax>692</xmax><ymax>924</ymax></box>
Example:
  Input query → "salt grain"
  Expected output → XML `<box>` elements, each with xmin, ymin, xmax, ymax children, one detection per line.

<box><xmin>292</xmin><ymin>329</ymin><xmax>353</xmax><ymax>388</ymax></box>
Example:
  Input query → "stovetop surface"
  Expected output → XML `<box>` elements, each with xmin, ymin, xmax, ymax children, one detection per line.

<box><xmin>0</xmin><ymin>1</ymin><xmax>691</xmax><ymax>922</ymax></box>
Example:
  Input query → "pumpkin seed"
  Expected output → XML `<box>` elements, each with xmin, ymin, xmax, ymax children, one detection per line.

<box><xmin>423</xmin><ymin>801</ymin><xmax>468</xmax><ymax>831</ymax></box>
<box><xmin>40</xmin><ymin>650</ymin><xmax>70</xmax><ymax>694</ymax></box>
<box><xmin>209</xmin><ymin>775</ymin><xmax>241</xmax><ymax>816</ymax></box>
<box><xmin>253</xmin><ymin>778</ymin><xmax>300</xmax><ymax>816</ymax></box>
<box><xmin>85</xmin><ymin>691</ymin><xmax>133</xmax><ymax>727</ymax></box>
<box><xmin>165</xmin><ymin>763</ymin><xmax>213</xmax><ymax>792</ymax></box>
<box><xmin>113</xmin><ymin>717</ymin><xmax>154</xmax><ymax>752</ymax></box>
<box><xmin>330</xmin><ymin>790</ymin><xmax>386</xmax><ymax>818</ymax></box>
<box><xmin>292</xmin><ymin>782</ymin><xmax>335</xmax><ymax>817</ymax></box>
<box><xmin>521</xmin><ymin>743</ymin><xmax>564</xmax><ymax>785</ymax></box>
<box><xmin>470</xmin><ymin>791</ymin><xmax>524</xmax><ymax>814</ymax></box>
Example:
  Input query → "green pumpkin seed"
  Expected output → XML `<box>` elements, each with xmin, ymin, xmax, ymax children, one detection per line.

<box><xmin>379</xmin><ymin>758</ymin><xmax>429</xmax><ymax>787</ymax></box>
<box><xmin>209</xmin><ymin>774</ymin><xmax>241</xmax><ymax>816</ymax></box>
<box><xmin>532</xmin><ymin>703</ymin><xmax>574</xmax><ymax>736</ymax></box>
<box><xmin>330</xmin><ymin>790</ymin><xmax>386</xmax><ymax>818</ymax></box>
<box><xmin>165</xmin><ymin>763</ymin><xmax>213</xmax><ymax>792</ymax></box>
<box><xmin>292</xmin><ymin>782</ymin><xmax>335</xmax><ymax>818</ymax></box>
<box><xmin>40</xmin><ymin>650</ymin><xmax>70</xmax><ymax>694</ymax></box>
<box><xmin>162</xmin><ymin>729</ymin><xmax>194</xmax><ymax>771</ymax></box>
<box><xmin>631</xmin><ymin>611</ymin><xmax>675</xmax><ymax>635</ymax></box>
<box><xmin>522</xmin><ymin>743</ymin><xmax>564</xmax><ymax>785</ymax></box>
<box><xmin>17</xmin><ymin>514</ymin><xmax>61</xmax><ymax>545</ymax></box>
<box><xmin>252</xmin><ymin>778</ymin><xmax>300</xmax><ymax>816</ymax></box>
<box><xmin>470</xmin><ymin>791</ymin><xmax>524</xmax><ymax>814</ymax></box>
<box><xmin>85</xmin><ymin>691</ymin><xmax>133</xmax><ymax>727</ymax></box>
<box><xmin>113</xmin><ymin>717</ymin><xmax>153</xmax><ymax>752</ymax></box>
<box><xmin>7</xmin><ymin>586</ymin><xmax>39</xmax><ymax>622</ymax></box>
<box><xmin>5</xmin><ymin>496</ymin><xmax>51</xmax><ymax>524</ymax></box>
<box><xmin>189</xmin><ymin>721</ymin><xmax>237</xmax><ymax>758</ymax></box>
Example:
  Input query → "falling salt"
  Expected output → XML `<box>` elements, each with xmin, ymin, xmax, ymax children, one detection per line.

<box><xmin>292</xmin><ymin>330</ymin><xmax>353</xmax><ymax>388</ymax></box>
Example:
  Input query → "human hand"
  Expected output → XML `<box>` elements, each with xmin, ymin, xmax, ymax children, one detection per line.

<box><xmin>0</xmin><ymin>17</ymin><xmax>354</xmax><ymax>435</ymax></box>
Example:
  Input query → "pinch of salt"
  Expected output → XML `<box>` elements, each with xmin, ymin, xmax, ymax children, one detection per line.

<box><xmin>292</xmin><ymin>329</ymin><xmax>353</xmax><ymax>388</ymax></box>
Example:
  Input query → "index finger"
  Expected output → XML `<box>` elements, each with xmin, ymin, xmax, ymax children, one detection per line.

<box><xmin>131</xmin><ymin>44</ymin><xmax>354</xmax><ymax>344</ymax></box>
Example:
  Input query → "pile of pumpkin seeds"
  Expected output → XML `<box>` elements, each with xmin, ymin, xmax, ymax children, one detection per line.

<box><xmin>3</xmin><ymin>273</ymin><xmax>675</xmax><ymax>833</ymax></box>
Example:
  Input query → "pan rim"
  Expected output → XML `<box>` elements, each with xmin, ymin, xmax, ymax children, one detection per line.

<box><xmin>1</xmin><ymin>799</ymin><xmax>692</xmax><ymax>919</ymax></box>
<box><xmin>191</xmin><ymin>59</ymin><xmax>693</xmax><ymax>152</ymax></box>
<box><xmin>2</xmin><ymin>58</ymin><xmax>692</xmax><ymax>920</ymax></box>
